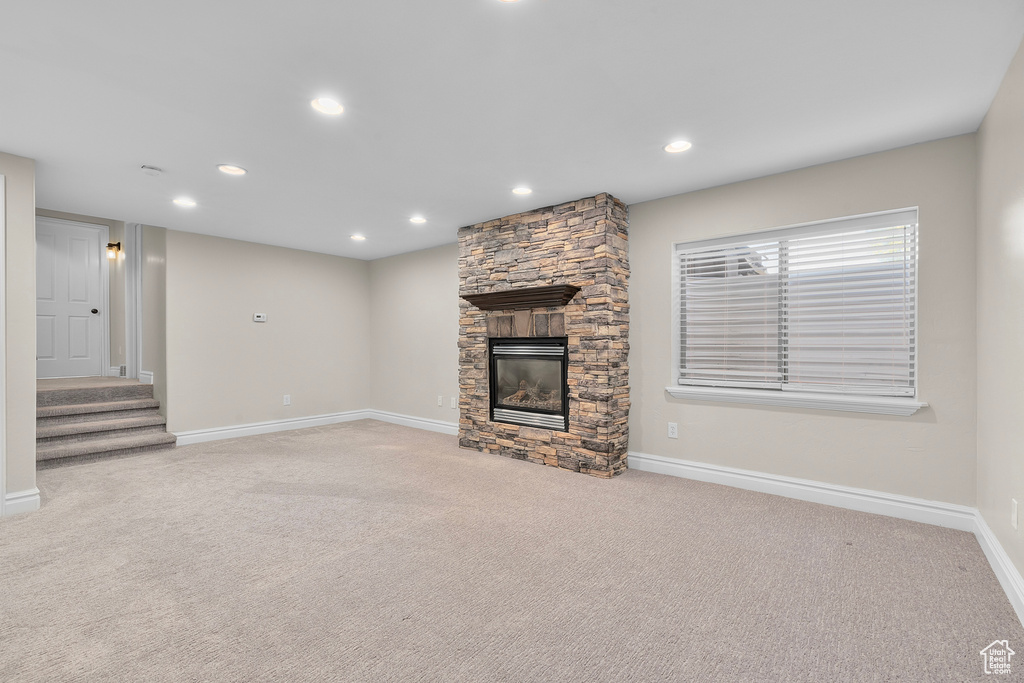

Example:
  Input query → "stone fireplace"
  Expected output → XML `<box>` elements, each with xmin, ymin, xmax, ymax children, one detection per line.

<box><xmin>458</xmin><ymin>193</ymin><xmax>629</xmax><ymax>478</ymax></box>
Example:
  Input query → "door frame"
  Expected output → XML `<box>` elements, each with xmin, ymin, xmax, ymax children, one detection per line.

<box><xmin>35</xmin><ymin>216</ymin><xmax>110</xmax><ymax>379</ymax></box>
<box><xmin>1</xmin><ymin>175</ymin><xmax>7</xmax><ymax>516</ymax></box>
<box><xmin>124</xmin><ymin>222</ymin><xmax>142</xmax><ymax>380</ymax></box>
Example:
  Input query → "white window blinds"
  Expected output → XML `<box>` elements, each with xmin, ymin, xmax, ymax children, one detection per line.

<box><xmin>675</xmin><ymin>209</ymin><xmax>918</xmax><ymax>397</ymax></box>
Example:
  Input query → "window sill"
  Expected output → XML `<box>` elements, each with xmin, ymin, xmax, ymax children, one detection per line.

<box><xmin>664</xmin><ymin>385</ymin><xmax>927</xmax><ymax>416</ymax></box>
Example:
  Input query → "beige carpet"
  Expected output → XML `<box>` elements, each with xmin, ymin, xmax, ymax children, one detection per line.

<box><xmin>1</xmin><ymin>420</ymin><xmax>1020</xmax><ymax>682</ymax></box>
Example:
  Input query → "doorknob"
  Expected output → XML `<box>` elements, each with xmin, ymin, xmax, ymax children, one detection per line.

<box><xmin>91</xmin><ymin>309</ymin><xmax>99</xmax><ymax>314</ymax></box>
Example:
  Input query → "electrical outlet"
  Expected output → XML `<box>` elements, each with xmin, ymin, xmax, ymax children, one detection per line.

<box><xmin>451</xmin><ymin>397</ymin><xmax>457</xmax><ymax>409</ymax></box>
<box><xmin>667</xmin><ymin>422</ymin><xmax>678</xmax><ymax>439</ymax></box>
<box><xmin>1013</xmin><ymin>499</ymin><xmax>1018</xmax><ymax>530</ymax></box>
<box><xmin>283</xmin><ymin>394</ymin><xmax>291</xmax><ymax>406</ymax></box>
<box><xmin>437</xmin><ymin>395</ymin><xmax>443</xmax><ymax>407</ymax></box>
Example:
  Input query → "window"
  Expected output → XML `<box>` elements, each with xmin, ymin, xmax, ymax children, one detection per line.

<box><xmin>668</xmin><ymin>209</ymin><xmax>925</xmax><ymax>415</ymax></box>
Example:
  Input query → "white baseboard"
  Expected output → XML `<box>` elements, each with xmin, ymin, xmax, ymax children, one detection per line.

<box><xmin>628</xmin><ymin>451</ymin><xmax>977</xmax><ymax>531</ymax></box>
<box><xmin>4</xmin><ymin>488</ymin><xmax>40</xmax><ymax>516</ymax></box>
<box><xmin>107</xmin><ymin>366</ymin><xmax>120</xmax><ymax>377</ymax></box>
<box><xmin>138</xmin><ymin>370</ymin><xmax>154</xmax><ymax>385</ymax></box>
<box><xmin>174</xmin><ymin>410</ymin><xmax>374</xmax><ymax>446</ymax></box>
<box><xmin>366</xmin><ymin>410</ymin><xmax>459</xmax><ymax>436</ymax></box>
<box><xmin>174</xmin><ymin>409</ymin><xmax>458</xmax><ymax>446</ymax></box>
<box><xmin>629</xmin><ymin>451</ymin><xmax>1024</xmax><ymax>626</ymax></box>
<box><xmin>973</xmin><ymin>512</ymin><xmax>1024</xmax><ymax>626</ymax></box>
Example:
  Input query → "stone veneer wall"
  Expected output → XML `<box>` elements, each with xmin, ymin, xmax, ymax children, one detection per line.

<box><xmin>457</xmin><ymin>193</ymin><xmax>629</xmax><ymax>478</ymax></box>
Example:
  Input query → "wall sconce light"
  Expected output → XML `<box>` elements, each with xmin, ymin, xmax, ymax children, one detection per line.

<box><xmin>106</xmin><ymin>242</ymin><xmax>121</xmax><ymax>259</ymax></box>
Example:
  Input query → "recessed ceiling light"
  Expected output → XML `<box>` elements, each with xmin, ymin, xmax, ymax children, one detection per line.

<box><xmin>512</xmin><ymin>187</ymin><xmax>532</xmax><ymax>195</ymax></box>
<box><xmin>173</xmin><ymin>197</ymin><xmax>197</xmax><ymax>207</ymax></box>
<box><xmin>311</xmin><ymin>97</ymin><xmax>344</xmax><ymax>116</ymax></box>
<box><xmin>350</xmin><ymin>234</ymin><xmax>366</xmax><ymax>241</ymax></box>
<box><xmin>217</xmin><ymin>164</ymin><xmax>247</xmax><ymax>176</ymax></box>
<box><xmin>664</xmin><ymin>140</ymin><xmax>693</xmax><ymax>153</ymax></box>
<box><xmin>410</xmin><ymin>216</ymin><xmax>427</xmax><ymax>224</ymax></box>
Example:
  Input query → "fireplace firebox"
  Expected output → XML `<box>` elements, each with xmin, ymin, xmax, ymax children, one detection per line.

<box><xmin>489</xmin><ymin>337</ymin><xmax>569</xmax><ymax>431</ymax></box>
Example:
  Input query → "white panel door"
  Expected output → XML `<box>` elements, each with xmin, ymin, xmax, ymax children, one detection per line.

<box><xmin>36</xmin><ymin>218</ymin><xmax>107</xmax><ymax>378</ymax></box>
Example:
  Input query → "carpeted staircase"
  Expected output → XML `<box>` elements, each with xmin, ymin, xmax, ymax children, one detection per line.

<box><xmin>36</xmin><ymin>378</ymin><xmax>176</xmax><ymax>466</ymax></box>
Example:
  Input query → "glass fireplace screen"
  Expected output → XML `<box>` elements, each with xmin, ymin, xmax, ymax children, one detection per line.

<box><xmin>494</xmin><ymin>357</ymin><xmax>564</xmax><ymax>413</ymax></box>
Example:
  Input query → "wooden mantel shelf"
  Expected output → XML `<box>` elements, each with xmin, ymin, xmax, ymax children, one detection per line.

<box><xmin>461</xmin><ymin>284</ymin><xmax>581</xmax><ymax>311</ymax></box>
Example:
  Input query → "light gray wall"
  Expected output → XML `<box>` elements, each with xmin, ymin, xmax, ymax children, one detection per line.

<box><xmin>628</xmin><ymin>135</ymin><xmax>978</xmax><ymax>505</ymax></box>
<box><xmin>36</xmin><ymin>208</ymin><xmax>126</xmax><ymax>370</ymax></box>
<box><xmin>0</xmin><ymin>151</ymin><xmax>36</xmax><ymax>497</ymax></box>
<box><xmin>163</xmin><ymin>230</ymin><xmax>371</xmax><ymax>433</ymax></box>
<box><xmin>368</xmin><ymin>243</ymin><xmax>459</xmax><ymax>423</ymax></box>
<box><xmin>977</xmin><ymin>39</ymin><xmax>1024</xmax><ymax>574</ymax></box>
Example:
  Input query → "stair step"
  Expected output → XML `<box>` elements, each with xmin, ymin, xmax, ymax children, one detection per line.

<box><xmin>36</xmin><ymin>431</ymin><xmax>178</xmax><ymax>463</ymax></box>
<box><xmin>36</xmin><ymin>379</ymin><xmax>175</xmax><ymax>466</ymax></box>
<box><xmin>38</xmin><ymin>423</ymin><xmax>168</xmax><ymax>446</ymax></box>
<box><xmin>37</xmin><ymin>414</ymin><xmax>168</xmax><ymax>441</ymax></box>
<box><xmin>37</xmin><ymin>399</ymin><xmax>162</xmax><ymax>424</ymax></box>
<box><xmin>37</xmin><ymin>382</ymin><xmax>153</xmax><ymax>407</ymax></box>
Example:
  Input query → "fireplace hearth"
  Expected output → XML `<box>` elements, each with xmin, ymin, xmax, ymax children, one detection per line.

<box><xmin>490</xmin><ymin>338</ymin><xmax>568</xmax><ymax>431</ymax></box>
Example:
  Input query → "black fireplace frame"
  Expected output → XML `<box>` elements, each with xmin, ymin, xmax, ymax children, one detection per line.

<box><xmin>488</xmin><ymin>337</ymin><xmax>569</xmax><ymax>431</ymax></box>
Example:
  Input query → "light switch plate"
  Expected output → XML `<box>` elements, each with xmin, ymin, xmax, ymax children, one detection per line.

<box><xmin>253</xmin><ymin>313</ymin><xmax>267</xmax><ymax>323</ymax></box>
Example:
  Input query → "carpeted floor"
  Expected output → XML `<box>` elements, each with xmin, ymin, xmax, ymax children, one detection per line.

<box><xmin>1</xmin><ymin>420</ymin><xmax>1020</xmax><ymax>682</ymax></box>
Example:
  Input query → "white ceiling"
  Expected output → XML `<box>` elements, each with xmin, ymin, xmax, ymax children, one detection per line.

<box><xmin>2</xmin><ymin>0</ymin><xmax>1022</xmax><ymax>260</ymax></box>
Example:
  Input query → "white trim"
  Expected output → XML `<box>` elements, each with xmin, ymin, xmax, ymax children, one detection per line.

<box><xmin>4</xmin><ymin>488</ymin><xmax>40</xmax><ymax>516</ymax></box>
<box><xmin>173</xmin><ymin>409</ymin><xmax>458</xmax><ymax>446</ymax></box>
<box><xmin>174</xmin><ymin>410</ymin><xmax>375</xmax><ymax>445</ymax></box>
<box><xmin>628</xmin><ymin>451</ymin><xmax>975</xmax><ymax>530</ymax></box>
<box><xmin>628</xmin><ymin>451</ymin><xmax>1024</xmax><ymax>627</ymax></box>
<box><xmin>665</xmin><ymin>385</ymin><xmax>927</xmax><ymax>416</ymax></box>
<box><xmin>367</xmin><ymin>410</ymin><xmax>459</xmax><ymax>435</ymax></box>
<box><xmin>107</xmin><ymin>366</ymin><xmax>120</xmax><ymax>377</ymax></box>
<box><xmin>672</xmin><ymin>207</ymin><xmax>919</xmax><ymax>251</ymax></box>
<box><xmin>138</xmin><ymin>370</ymin><xmax>154</xmax><ymax>385</ymax></box>
<box><xmin>0</xmin><ymin>175</ymin><xmax>6</xmax><ymax>517</ymax></box>
<box><xmin>124</xmin><ymin>223</ymin><xmax>142</xmax><ymax>379</ymax></box>
<box><xmin>670</xmin><ymin>238</ymin><xmax>682</xmax><ymax>395</ymax></box>
<box><xmin>974</xmin><ymin>513</ymin><xmax>1024</xmax><ymax>626</ymax></box>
